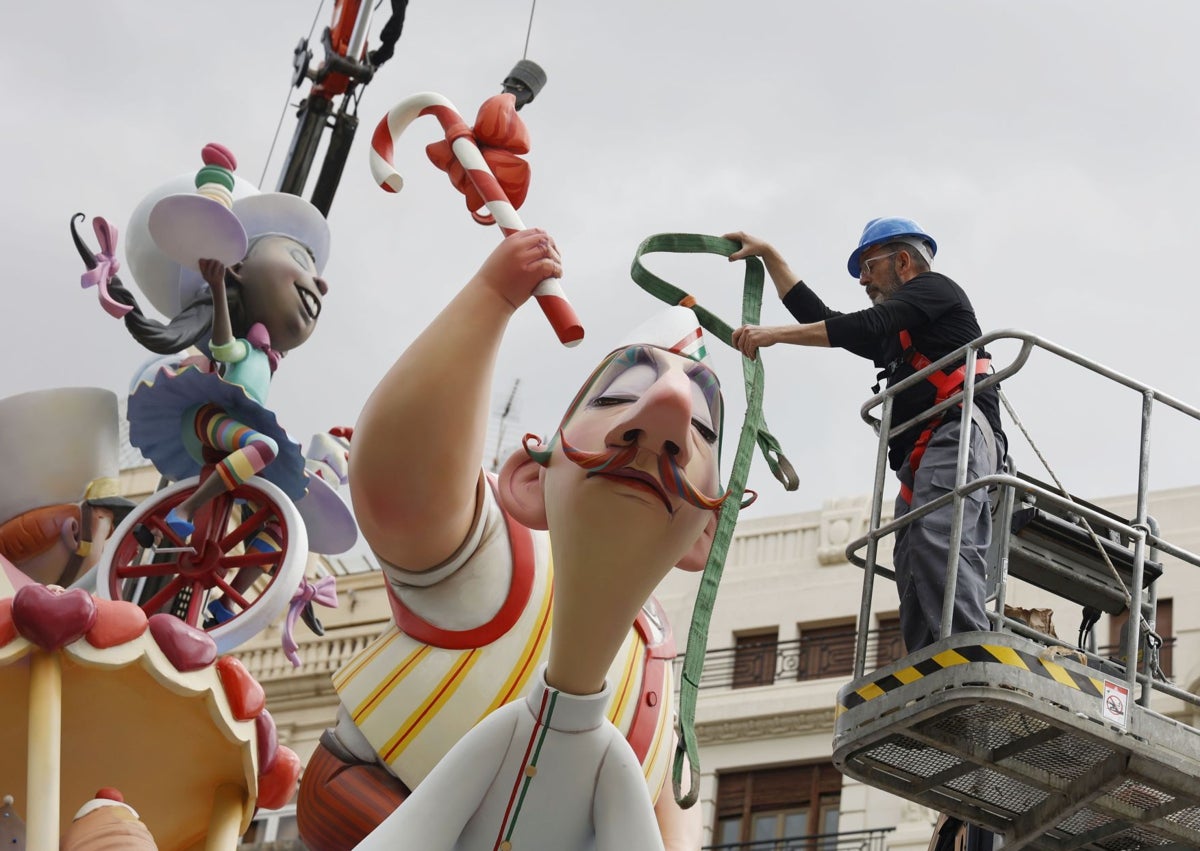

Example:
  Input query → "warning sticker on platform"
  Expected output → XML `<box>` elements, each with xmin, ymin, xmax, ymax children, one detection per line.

<box><xmin>1103</xmin><ymin>680</ymin><xmax>1130</xmax><ymax>729</ymax></box>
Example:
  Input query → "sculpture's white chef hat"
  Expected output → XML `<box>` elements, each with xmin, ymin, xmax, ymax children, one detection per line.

<box><xmin>0</xmin><ymin>388</ymin><xmax>127</xmax><ymax>525</ymax></box>
<box><xmin>621</xmin><ymin>304</ymin><xmax>712</xmax><ymax>365</ymax></box>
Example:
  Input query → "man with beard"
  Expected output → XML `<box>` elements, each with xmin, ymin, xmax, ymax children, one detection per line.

<box><xmin>724</xmin><ymin>218</ymin><xmax>1005</xmax><ymax>656</ymax></box>
<box><xmin>298</xmin><ymin>229</ymin><xmax>722</xmax><ymax>850</ymax></box>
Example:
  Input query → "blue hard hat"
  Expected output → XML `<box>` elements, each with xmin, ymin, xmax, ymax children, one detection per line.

<box><xmin>847</xmin><ymin>216</ymin><xmax>937</xmax><ymax>278</ymax></box>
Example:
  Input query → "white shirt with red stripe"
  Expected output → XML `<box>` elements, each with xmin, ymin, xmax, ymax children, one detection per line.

<box><xmin>354</xmin><ymin>662</ymin><xmax>664</xmax><ymax>851</ymax></box>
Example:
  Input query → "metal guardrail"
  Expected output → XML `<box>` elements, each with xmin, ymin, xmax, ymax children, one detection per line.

<box><xmin>704</xmin><ymin>827</ymin><xmax>894</xmax><ymax>851</ymax></box>
<box><xmin>673</xmin><ymin>629</ymin><xmax>902</xmax><ymax>691</ymax></box>
<box><xmin>846</xmin><ymin>329</ymin><xmax>1200</xmax><ymax>706</ymax></box>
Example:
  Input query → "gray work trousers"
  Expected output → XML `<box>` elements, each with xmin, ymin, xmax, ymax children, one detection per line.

<box><xmin>893</xmin><ymin>416</ymin><xmax>1001</xmax><ymax>653</ymax></box>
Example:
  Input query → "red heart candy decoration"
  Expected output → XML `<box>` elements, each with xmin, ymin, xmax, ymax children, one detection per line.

<box><xmin>0</xmin><ymin>598</ymin><xmax>15</xmax><ymax>647</ymax></box>
<box><xmin>217</xmin><ymin>656</ymin><xmax>266</xmax><ymax>720</ymax></box>
<box><xmin>255</xmin><ymin>709</ymin><xmax>279</xmax><ymax>773</ymax></box>
<box><xmin>147</xmin><ymin>614</ymin><xmax>217</xmax><ymax>672</ymax></box>
<box><xmin>87</xmin><ymin>598</ymin><xmax>149</xmax><ymax>648</ymax></box>
<box><xmin>12</xmin><ymin>585</ymin><xmax>97</xmax><ymax>651</ymax></box>
<box><xmin>257</xmin><ymin>745</ymin><xmax>301</xmax><ymax>811</ymax></box>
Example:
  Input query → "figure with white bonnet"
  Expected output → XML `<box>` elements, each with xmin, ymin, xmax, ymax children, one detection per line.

<box><xmin>70</xmin><ymin>145</ymin><xmax>354</xmax><ymax>631</ymax></box>
<box><xmin>0</xmin><ymin>388</ymin><xmax>134</xmax><ymax>589</ymax></box>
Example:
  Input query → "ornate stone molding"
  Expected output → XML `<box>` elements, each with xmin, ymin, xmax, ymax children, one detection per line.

<box><xmin>817</xmin><ymin>497</ymin><xmax>869</xmax><ymax>565</ymax></box>
<box><xmin>696</xmin><ymin>707</ymin><xmax>835</xmax><ymax>744</ymax></box>
<box><xmin>236</xmin><ymin>622</ymin><xmax>391</xmax><ymax>684</ymax></box>
<box><xmin>817</xmin><ymin>496</ymin><xmax>894</xmax><ymax>566</ymax></box>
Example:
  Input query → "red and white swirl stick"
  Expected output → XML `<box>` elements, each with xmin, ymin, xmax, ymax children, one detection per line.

<box><xmin>370</xmin><ymin>91</ymin><xmax>583</xmax><ymax>347</ymax></box>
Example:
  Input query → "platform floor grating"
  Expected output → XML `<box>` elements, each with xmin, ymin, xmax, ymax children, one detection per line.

<box><xmin>834</xmin><ymin>637</ymin><xmax>1200</xmax><ymax>850</ymax></box>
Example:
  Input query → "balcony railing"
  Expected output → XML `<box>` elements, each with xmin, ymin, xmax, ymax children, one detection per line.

<box><xmin>237</xmin><ymin>829</ymin><xmax>895</xmax><ymax>851</ymax></box>
<box><xmin>675</xmin><ymin>631</ymin><xmax>1179</xmax><ymax>693</ymax></box>
<box><xmin>676</xmin><ymin>628</ymin><xmax>903</xmax><ymax>691</ymax></box>
<box><xmin>1096</xmin><ymin>638</ymin><xmax>1176</xmax><ymax>680</ymax></box>
<box><xmin>237</xmin><ymin>828</ymin><xmax>896</xmax><ymax>851</ymax></box>
<box><xmin>704</xmin><ymin>827</ymin><xmax>894</xmax><ymax>851</ymax></box>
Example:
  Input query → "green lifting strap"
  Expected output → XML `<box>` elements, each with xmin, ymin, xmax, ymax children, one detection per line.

<box><xmin>629</xmin><ymin>233</ymin><xmax>799</xmax><ymax>808</ymax></box>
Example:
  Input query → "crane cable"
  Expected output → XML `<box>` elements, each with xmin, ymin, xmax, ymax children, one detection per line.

<box><xmin>259</xmin><ymin>0</ymin><xmax>329</xmax><ymax>189</ymax></box>
<box><xmin>522</xmin><ymin>0</ymin><xmax>537</xmax><ymax>59</ymax></box>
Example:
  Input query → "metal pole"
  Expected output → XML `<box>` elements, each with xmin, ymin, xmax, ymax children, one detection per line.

<box><xmin>1140</xmin><ymin>571</ymin><xmax>1159</xmax><ymax>708</ymax></box>
<box><xmin>1126</xmin><ymin>391</ymin><xmax>1154</xmax><ymax>701</ymax></box>
<box><xmin>1124</xmin><ymin>524</ymin><xmax>1148</xmax><ymax>696</ymax></box>
<box><xmin>1139</xmin><ymin>516</ymin><xmax>1162</xmax><ymax>709</ymax></box>
<box><xmin>309</xmin><ymin>104</ymin><xmax>358</xmax><ymax>215</ymax></box>
<box><xmin>1135</xmin><ymin>391</ymin><xmax>1153</xmax><ymax>526</ymax></box>
<box><xmin>989</xmin><ymin>473</ymin><xmax>1016</xmax><ymax>630</ymax></box>
<box><xmin>276</xmin><ymin>95</ymin><xmax>333</xmax><ymax>197</ymax></box>
<box><xmin>855</xmin><ymin>394</ymin><xmax>894</xmax><ymax>678</ymax></box>
<box><xmin>939</xmin><ymin>347</ymin><xmax>979</xmax><ymax>640</ymax></box>
<box><xmin>346</xmin><ymin>0</ymin><xmax>375</xmax><ymax>63</ymax></box>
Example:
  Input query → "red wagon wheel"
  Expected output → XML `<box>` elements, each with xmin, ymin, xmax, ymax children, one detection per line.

<box><xmin>97</xmin><ymin>474</ymin><xmax>308</xmax><ymax>653</ymax></box>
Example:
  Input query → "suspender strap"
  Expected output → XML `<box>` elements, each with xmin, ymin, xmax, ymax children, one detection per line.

<box><xmin>898</xmin><ymin>329</ymin><xmax>991</xmax><ymax>405</ymax></box>
<box><xmin>895</xmin><ymin>329</ymin><xmax>992</xmax><ymax>504</ymax></box>
<box><xmin>898</xmin><ymin>405</ymin><xmax>998</xmax><ymax>504</ymax></box>
<box><xmin>630</xmin><ymin>233</ymin><xmax>798</xmax><ymax>808</ymax></box>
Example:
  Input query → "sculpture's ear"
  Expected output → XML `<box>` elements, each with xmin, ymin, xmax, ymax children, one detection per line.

<box><xmin>497</xmin><ymin>449</ymin><xmax>548</xmax><ymax>531</ymax></box>
<box><xmin>60</xmin><ymin>514</ymin><xmax>81</xmax><ymax>552</ymax></box>
<box><xmin>675</xmin><ymin>510</ymin><xmax>718</xmax><ymax>573</ymax></box>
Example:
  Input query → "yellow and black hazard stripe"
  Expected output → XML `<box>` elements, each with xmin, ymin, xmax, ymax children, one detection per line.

<box><xmin>837</xmin><ymin>643</ymin><xmax>1105</xmax><ymax>714</ymax></box>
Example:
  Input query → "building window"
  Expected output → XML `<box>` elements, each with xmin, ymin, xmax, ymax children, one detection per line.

<box><xmin>237</xmin><ymin>806</ymin><xmax>307</xmax><ymax>849</ymax></box>
<box><xmin>874</xmin><ymin>614</ymin><xmax>904</xmax><ymax>669</ymax></box>
<box><xmin>733</xmin><ymin>628</ymin><xmax>779</xmax><ymax>689</ymax></box>
<box><xmin>795</xmin><ymin>622</ymin><xmax>856</xmax><ymax>681</ymax></box>
<box><xmin>1107</xmin><ymin>598</ymin><xmax>1173</xmax><ymax>678</ymax></box>
<box><xmin>274</xmin><ymin>815</ymin><xmax>302</xmax><ymax>842</ymax></box>
<box><xmin>715</xmin><ymin>762</ymin><xmax>842</xmax><ymax>848</ymax></box>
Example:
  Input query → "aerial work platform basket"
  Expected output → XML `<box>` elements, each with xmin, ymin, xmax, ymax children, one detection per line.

<box><xmin>834</xmin><ymin>330</ymin><xmax>1200</xmax><ymax>850</ymax></box>
<box><xmin>834</xmin><ymin>631</ymin><xmax>1200</xmax><ymax>849</ymax></box>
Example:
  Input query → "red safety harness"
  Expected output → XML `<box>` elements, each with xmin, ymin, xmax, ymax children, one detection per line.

<box><xmin>897</xmin><ymin>329</ymin><xmax>990</xmax><ymax>505</ymax></box>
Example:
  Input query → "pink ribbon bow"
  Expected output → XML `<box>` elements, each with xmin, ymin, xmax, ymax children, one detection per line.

<box><xmin>79</xmin><ymin>217</ymin><xmax>132</xmax><ymax>318</ymax></box>
<box><xmin>246</xmin><ymin>322</ymin><xmax>283</xmax><ymax>374</ymax></box>
<box><xmin>281</xmin><ymin>575</ymin><xmax>338</xmax><ymax>668</ymax></box>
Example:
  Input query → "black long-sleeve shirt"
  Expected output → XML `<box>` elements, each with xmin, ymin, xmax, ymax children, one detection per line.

<box><xmin>782</xmin><ymin>271</ymin><xmax>1003</xmax><ymax>470</ymax></box>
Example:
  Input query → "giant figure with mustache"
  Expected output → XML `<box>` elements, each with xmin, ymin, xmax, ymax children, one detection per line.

<box><xmin>298</xmin><ymin>229</ymin><xmax>728</xmax><ymax>850</ymax></box>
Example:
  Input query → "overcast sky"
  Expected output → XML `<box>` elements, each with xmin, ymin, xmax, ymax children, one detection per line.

<box><xmin>6</xmin><ymin>1</ymin><xmax>1199</xmax><ymax>522</ymax></box>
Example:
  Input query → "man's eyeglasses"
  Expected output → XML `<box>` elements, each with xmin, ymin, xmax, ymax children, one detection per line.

<box><xmin>860</xmin><ymin>251</ymin><xmax>898</xmax><ymax>277</ymax></box>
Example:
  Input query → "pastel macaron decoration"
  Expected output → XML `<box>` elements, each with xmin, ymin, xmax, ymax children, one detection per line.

<box><xmin>148</xmin><ymin>143</ymin><xmax>249</xmax><ymax>272</ymax></box>
<box><xmin>193</xmin><ymin>143</ymin><xmax>238</xmax><ymax>208</ymax></box>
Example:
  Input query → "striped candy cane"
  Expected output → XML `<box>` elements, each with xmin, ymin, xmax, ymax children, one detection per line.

<box><xmin>370</xmin><ymin>91</ymin><xmax>583</xmax><ymax>347</ymax></box>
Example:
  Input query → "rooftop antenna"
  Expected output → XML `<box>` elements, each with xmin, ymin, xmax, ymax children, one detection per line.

<box><xmin>490</xmin><ymin>379</ymin><xmax>521</xmax><ymax>473</ymax></box>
